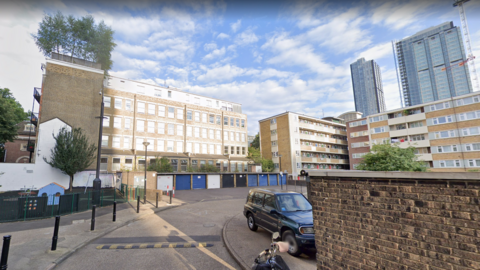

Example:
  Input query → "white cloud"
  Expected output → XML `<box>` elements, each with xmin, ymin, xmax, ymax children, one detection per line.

<box><xmin>204</xmin><ymin>42</ymin><xmax>217</xmax><ymax>51</ymax></box>
<box><xmin>230</xmin><ymin>19</ymin><xmax>241</xmax><ymax>33</ymax></box>
<box><xmin>203</xmin><ymin>47</ymin><xmax>226</xmax><ymax>61</ymax></box>
<box><xmin>234</xmin><ymin>29</ymin><xmax>259</xmax><ymax>46</ymax></box>
<box><xmin>217</xmin><ymin>33</ymin><xmax>230</xmax><ymax>39</ymax></box>
<box><xmin>346</xmin><ymin>42</ymin><xmax>393</xmax><ymax>64</ymax></box>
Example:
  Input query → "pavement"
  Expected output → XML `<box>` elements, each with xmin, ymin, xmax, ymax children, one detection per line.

<box><xmin>0</xmin><ymin>195</ymin><xmax>180</xmax><ymax>270</ymax></box>
<box><xmin>0</xmin><ymin>185</ymin><xmax>315</xmax><ymax>270</ymax></box>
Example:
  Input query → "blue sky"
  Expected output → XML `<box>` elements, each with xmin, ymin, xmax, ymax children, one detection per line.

<box><xmin>1</xmin><ymin>0</ymin><xmax>480</xmax><ymax>135</ymax></box>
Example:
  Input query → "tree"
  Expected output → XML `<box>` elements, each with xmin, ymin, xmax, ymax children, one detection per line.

<box><xmin>0</xmin><ymin>88</ymin><xmax>29</xmax><ymax>145</ymax></box>
<box><xmin>43</xmin><ymin>127</ymin><xmax>97</xmax><ymax>191</ymax></box>
<box><xmin>247</xmin><ymin>146</ymin><xmax>274</xmax><ymax>172</ymax></box>
<box><xmin>251</xmin><ymin>134</ymin><xmax>260</xmax><ymax>149</ymax></box>
<box><xmin>148</xmin><ymin>156</ymin><xmax>173</xmax><ymax>173</ymax></box>
<box><xmin>32</xmin><ymin>12</ymin><xmax>116</xmax><ymax>74</ymax></box>
<box><xmin>356</xmin><ymin>142</ymin><xmax>427</xmax><ymax>172</ymax></box>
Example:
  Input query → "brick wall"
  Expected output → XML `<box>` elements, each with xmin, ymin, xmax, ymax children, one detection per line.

<box><xmin>309</xmin><ymin>171</ymin><xmax>480</xmax><ymax>270</ymax></box>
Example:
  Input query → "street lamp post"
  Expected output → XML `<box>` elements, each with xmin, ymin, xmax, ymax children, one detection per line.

<box><xmin>278</xmin><ymin>155</ymin><xmax>282</xmax><ymax>190</ymax></box>
<box><xmin>93</xmin><ymin>82</ymin><xmax>107</xmax><ymax>204</ymax></box>
<box><xmin>142</xmin><ymin>141</ymin><xmax>150</xmax><ymax>204</ymax></box>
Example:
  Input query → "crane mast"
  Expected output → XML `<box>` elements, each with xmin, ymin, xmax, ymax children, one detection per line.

<box><xmin>453</xmin><ymin>0</ymin><xmax>479</xmax><ymax>92</ymax></box>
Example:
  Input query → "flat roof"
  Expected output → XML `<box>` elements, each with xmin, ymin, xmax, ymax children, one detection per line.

<box><xmin>258</xmin><ymin>111</ymin><xmax>346</xmax><ymax>126</ymax></box>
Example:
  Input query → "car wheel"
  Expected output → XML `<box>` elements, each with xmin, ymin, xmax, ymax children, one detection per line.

<box><xmin>282</xmin><ymin>230</ymin><xmax>302</xmax><ymax>257</ymax></box>
<box><xmin>247</xmin><ymin>213</ymin><xmax>258</xmax><ymax>231</ymax></box>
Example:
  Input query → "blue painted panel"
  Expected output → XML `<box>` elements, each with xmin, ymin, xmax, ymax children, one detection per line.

<box><xmin>281</xmin><ymin>175</ymin><xmax>287</xmax><ymax>185</ymax></box>
<box><xmin>38</xmin><ymin>183</ymin><xmax>65</xmax><ymax>205</ymax></box>
<box><xmin>193</xmin><ymin>175</ymin><xmax>206</xmax><ymax>189</ymax></box>
<box><xmin>176</xmin><ymin>175</ymin><xmax>191</xmax><ymax>190</ymax></box>
<box><xmin>269</xmin><ymin>174</ymin><xmax>278</xmax><ymax>186</ymax></box>
<box><xmin>248</xmin><ymin>174</ymin><xmax>258</xmax><ymax>187</ymax></box>
<box><xmin>259</xmin><ymin>174</ymin><xmax>268</xmax><ymax>186</ymax></box>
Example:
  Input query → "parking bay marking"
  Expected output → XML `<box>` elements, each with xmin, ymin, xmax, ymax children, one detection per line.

<box><xmin>96</xmin><ymin>242</ymin><xmax>214</xmax><ymax>250</ymax></box>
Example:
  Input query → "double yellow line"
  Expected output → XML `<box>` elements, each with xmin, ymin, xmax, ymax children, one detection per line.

<box><xmin>96</xmin><ymin>242</ymin><xmax>213</xmax><ymax>250</ymax></box>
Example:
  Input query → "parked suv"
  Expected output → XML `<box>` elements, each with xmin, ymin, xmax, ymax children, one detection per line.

<box><xmin>243</xmin><ymin>188</ymin><xmax>315</xmax><ymax>256</ymax></box>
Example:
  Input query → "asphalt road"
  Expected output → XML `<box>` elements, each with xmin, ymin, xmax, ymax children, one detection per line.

<box><xmin>56</xmin><ymin>186</ymin><xmax>314</xmax><ymax>270</ymax></box>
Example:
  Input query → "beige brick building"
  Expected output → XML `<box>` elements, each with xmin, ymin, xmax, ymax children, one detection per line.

<box><xmin>259</xmin><ymin>112</ymin><xmax>349</xmax><ymax>177</ymax></box>
<box><xmin>40</xmin><ymin>56</ymin><xmax>249</xmax><ymax>174</ymax></box>
<box><xmin>346</xmin><ymin>92</ymin><xmax>480</xmax><ymax>172</ymax></box>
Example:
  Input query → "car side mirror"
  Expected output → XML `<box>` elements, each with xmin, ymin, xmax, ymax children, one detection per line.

<box><xmin>270</xmin><ymin>209</ymin><xmax>279</xmax><ymax>215</ymax></box>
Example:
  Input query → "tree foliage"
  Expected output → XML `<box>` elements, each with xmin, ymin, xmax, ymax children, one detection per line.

<box><xmin>247</xmin><ymin>147</ymin><xmax>274</xmax><ymax>172</ymax></box>
<box><xmin>356</xmin><ymin>143</ymin><xmax>427</xmax><ymax>172</ymax></box>
<box><xmin>32</xmin><ymin>11</ymin><xmax>116</xmax><ymax>73</ymax></box>
<box><xmin>251</xmin><ymin>134</ymin><xmax>260</xmax><ymax>149</ymax></box>
<box><xmin>43</xmin><ymin>127</ymin><xmax>97</xmax><ymax>191</ymax></box>
<box><xmin>0</xmin><ymin>88</ymin><xmax>29</xmax><ymax>145</ymax></box>
<box><xmin>148</xmin><ymin>156</ymin><xmax>174</xmax><ymax>173</ymax></box>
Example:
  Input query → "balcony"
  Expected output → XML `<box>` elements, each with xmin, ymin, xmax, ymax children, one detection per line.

<box><xmin>388</xmin><ymin>113</ymin><xmax>426</xmax><ymax>125</ymax></box>
<box><xmin>417</xmin><ymin>153</ymin><xmax>432</xmax><ymax>161</ymax></box>
<box><xmin>397</xmin><ymin>140</ymin><xmax>430</xmax><ymax>148</ymax></box>
<box><xmin>33</xmin><ymin>87</ymin><xmax>41</xmax><ymax>103</ymax></box>
<box><xmin>271</xmin><ymin>134</ymin><xmax>278</xmax><ymax>141</ymax></box>
<box><xmin>300</xmin><ymin>145</ymin><xmax>348</xmax><ymax>154</ymax></box>
<box><xmin>407</xmin><ymin>126</ymin><xmax>428</xmax><ymax>135</ymax></box>
<box><xmin>299</xmin><ymin>134</ymin><xmax>348</xmax><ymax>145</ymax></box>
<box><xmin>299</xmin><ymin>122</ymin><xmax>346</xmax><ymax>135</ymax></box>
<box><xmin>301</xmin><ymin>157</ymin><xmax>349</xmax><ymax>164</ymax></box>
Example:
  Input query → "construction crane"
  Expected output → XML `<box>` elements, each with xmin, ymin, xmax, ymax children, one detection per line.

<box><xmin>453</xmin><ymin>0</ymin><xmax>480</xmax><ymax>92</ymax></box>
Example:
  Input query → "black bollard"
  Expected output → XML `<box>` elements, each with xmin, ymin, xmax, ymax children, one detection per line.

<box><xmin>51</xmin><ymin>216</ymin><xmax>60</xmax><ymax>251</ymax></box>
<box><xmin>91</xmin><ymin>205</ymin><xmax>96</xmax><ymax>231</ymax></box>
<box><xmin>113</xmin><ymin>202</ymin><xmax>117</xmax><ymax>222</ymax></box>
<box><xmin>169</xmin><ymin>191</ymin><xmax>172</xmax><ymax>204</ymax></box>
<box><xmin>137</xmin><ymin>196</ymin><xmax>140</xmax><ymax>213</ymax></box>
<box><xmin>1</xmin><ymin>235</ymin><xmax>11</xmax><ymax>270</ymax></box>
<box><xmin>156</xmin><ymin>193</ymin><xmax>158</xmax><ymax>208</ymax></box>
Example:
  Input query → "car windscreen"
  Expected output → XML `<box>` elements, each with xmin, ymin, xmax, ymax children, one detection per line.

<box><xmin>276</xmin><ymin>194</ymin><xmax>312</xmax><ymax>212</ymax></box>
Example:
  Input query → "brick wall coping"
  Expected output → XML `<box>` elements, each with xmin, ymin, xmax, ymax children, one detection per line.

<box><xmin>155</xmin><ymin>172</ymin><xmax>280</xmax><ymax>175</ymax></box>
<box><xmin>307</xmin><ymin>170</ymin><xmax>480</xmax><ymax>181</ymax></box>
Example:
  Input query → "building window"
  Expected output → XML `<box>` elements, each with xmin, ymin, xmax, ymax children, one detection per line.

<box><xmin>168</xmin><ymin>124</ymin><xmax>174</xmax><ymax>135</ymax></box>
<box><xmin>168</xmin><ymin>107</ymin><xmax>175</xmax><ymax>118</ymax></box>
<box><xmin>177</xmin><ymin>142</ymin><xmax>183</xmax><ymax>153</ymax></box>
<box><xmin>236</xmin><ymin>118</ymin><xmax>240</xmax><ymax>127</ymax></box>
<box><xmin>125</xmin><ymin>100</ymin><xmax>131</xmax><ymax>111</ymax></box>
<box><xmin>209</xmin><ymin>114</ymin><xmax>214</xmax><ymax>124</ymax></box>
<box><xmin>242</xmin><ymin>147</ymin><xmax>246</xmax><ymax>155</ymax></box>
<box><xmin>224</xmin><ymin>146</ymin><xmax>229</xmax><ymax>155</ymax></box>
<box><xmin>432</xmin><ymin>115</ymin><xmax>453</xmax><ymax>125</ymax></box>
<box><xmin>123</xmin><ymin>137</ymin><xmax>130</xmax><ymax>149</ymax></box>
<box><xmin>230</xmin><ymin>132</ymin><xmax>234</xmax><ymax>141</ymax></box>
<box><xmin>270</xmin><ymin>118</ymin><xmax>276</xmax><ymax>124</ymax></box>
<box><xmin>137</xmin><ymin>102</ymin><xmax>145</xmax><ymax>114</ymax></box>
<box><xmin>137</xmin><ymin>120</ymin><xmax>144</xmax><ymax>132</ymax></box>
<box><xmin>209</xmin><ymin>144</ymin><xmax>214</xmax><ymax>154</ymax></box>
<box><xmin>458</xmin><ymin>111</ymin><xmax>480</xmax><ymax>121</ymax></box>
<box><xmin>168</xmin><ymin>91</ymin><xmax>172</xmax><ymax>98</ymax></box>
<box><xmin>177</xmin><ymin>109</ymin><xmax>184</xmax><ymax>120</ymax></box>
<box><xmin>216</xmin><ymin>130</ymin><xmax>221</xmax><ymax>140</ymax></box>
<box><xmin>369</xmin><ymin>115</ymin><xmax>384</xmax><ymax>123</ymax></box>
<box><xmin>410</xmin><ymin>134</ymin><xmax>425</xmax><ymax>141</ymax></box>
<box><xmin>186</xmin><ymin>142</ymin><xmax>192</xmax><ymax>153</ymax></box>
<box><xmin>194</xmin><ymin>97</ymin><xmax>200</xmax><ymax>105</ymax></box>
<box><xmin>202</xmin><ymin>144</ymin><xmax>207</xmax><ymax>154</ymax></box>
<box><xmin>439</xmin><ymin>160</ymin><xmax>461</xmax><ymax>168</ymax></box>
<box><xmin>231</xmin><ymin>146</ymin><xmax>235</xmax><ymax>155</ymax></box>
<box><xmin>216</xmin><ymin>115</ymin><xmax>221</xmax><ymax>125</ymax></box>
<box><xmin>207</xmin><ymin>100</ymin><xmax>212</xmax><ymax>107</ymax></box>
<box><xmin>125</xmin><ymin>158</ymin><xmax>133</xmax><ymax>170</ymax></box>
<box><xmin>167</xmin><ymin>141</ymin><xmax>174</xmax><ymax>152</ymax></box>
<box><xmin>112</xmin><ymin>137</ymin><xmax>120</xmax><ymax>148</ymax></box>
<box><xmin>114</xmin><ymin>117</ymin><xmax>122</xmax><ymax>128</ymax></box>
<box><xmin>154</xmin><ymin>89</ymin><xmax>162</xmax><ymax>97</ymax></box>
<box><xmin>158</xmin><ymin>106</ymin><xmax>165</xmax><ymax>117</ymax></box>
<box><xmin>136</xmin><ymin>138</ymin><xmax>144</xmax><ymax>150</ymax></box>
<box><xmin>224</xmin><ymin>131</ymin><xmax>228</xmax><ymax>140</ymax></box>
<box><xmin>177</xmin><ymin>125</ymin><xmax>183</xmax><ymax>136</ymax></box>
<box><xmin>434</xmin><ymin>130</ymin><xmax>455</xmax><ymax>139</ymax></box>
<box><xmin>209</xmin><ymin>129</ymin><xmax>214</xmax><ymax>139</ymax></box>
<box><xmin>241</xmin><ymin>119</ymin><xmax>245</xmax><ymax>128</ymax></box>
<box><xmin>202</xmin><ymin>113</ymin><xmax>207</xmax><ymax>123</ymax></box>
<box><xmin>224</xmin><ymin>116</ymin><xmax>228</xmax><ymax>125</ymax></box>
<box><xmin>137</xmin><ymin>85</ymin><xmax>145</xmax><ymax>94</ymax></box>
<box><xmin>148</xmin><ymin>121</ymin><xmax>155</xmax><ymax>133</ymax></box>
<box><xmin>195</xmin><ymin>143</ymin><xmax>200</xmax><ymax>153</ymax></box>
<box><xmin>231</xmin><ymin>163</ymin><xmax>236</xmax><ymax>172</ymax></box>
<box><xmin>114</xmin><ymin>98</ymin><xmax>122</xmax><ymax>109</ymax></box>
<box><xmin>148</xmin><ymin>104</ymin><xmax>155</xmax><ymax>115</ymax></box>
<box><xmin>236</xmin><ymin>147</ymin><xmax>240</xmax><ymax>155</ymax></box>
<box><xmin>147</xmin><ymin>139</ymin><xmax>154</xmax><ymax>151</ymax></box>
<box><xmin>456</xmin><ymin>95</ymin><xmax>480</xmax><ymax>106</ymax></box>
<box><xmin>194</xmin><ymin>127</ymin><xmax>200</xmax><ymax>137</ymax></box>
<box><xmin>465</xmin><ymin>143</ymin><xmax>480</xmax><ymax>151</ymax></box>
<box><xmin>429</xmin><ymin>102</ymin><xmax>450</xmax><ymax>111</ymax></box>
<box><xmin>371</xmin><ymin>126</ymin><xmax>387</xmax><ymax>134</ymax></box>
<box><xmin>187</xmin><ymin>126</ymin><xmax>192</xmax><ymax>137</ymax></box>
<box><xmin>462</xmin><ymin>127</ymin><xmax>480</xmax><ymax>136</ymax></box>
<box><xmin>100</xmin><ymin>157</ymin><xmax>108</xmax><ymax>171</ymax></box>
<box><xmin>158</xmin><ymin>140</ymin><xmax>164</xmax><ymax>152</ymax></box>
<box><xmin>104</xmin><ymin>97</ymin><xmax>111</xmax><ymax>107</ymax></box>
<box><xmin>202</xmin><ymin>128</ymin><xmax>207</xmax><ymax>138</ymax></box>
<box><xmin>408</xmin><ymin>121</ymin><xmax>423</xmax><ymax>128</ymax></box>
<box><xmin>272</xmin><ymin>141</ymin><xmax>277</xmax><ymax>146</ymax></box>
<box><xmin>125</xmin><ymin>118</ymin><xmax>131</xmax><ymax>130</ymax></box>
<box><xmin>103</xmin><ymin>116</ymin><xmax>110</xmax><ymax>127</ymax></box>
<box><xmin>112</xmin><ymin>158</ymin><xmax>121</xmax><ymax>171</ymax></box>
<box><xmin>216</xmin><ymin>145</ymin><xmax>221</xmax><ymax>155</ymax></box>
<box><xmin>181</xmin><ymin>160</ymin><xmax>188</xmax><ymax>171</ymax></box>
<box><xmin>101</xmin><ymin>136</ymin><xmax>108</xmax><ymax>147</ymax></box>
<box><xmin>223</xmin><ymin>162</ymin><xmax>228</xmax><ymax>172</ymax></box>
<box><xmin>195</xmin><ymin>112</ymin><xmax>200</xmax><ymax>122</ymax></box>
<box><xmin>230</xmin><ymin>118</ymin><xmax>234</xmax><ymax>126</ymax></box>
<box><xmin>468</xmin><ymin>159</ymin><xmax>480</xmax><ymax>167</ymax></box>
<box><xmin>158</xmin><ymin>122</ymin><xmax>165</xmax><ymax>134</ymax></box>
<box><xmin>187</xmin><ymin>111</ymin><xmax>192</xmax><ymax>120</ymax></box>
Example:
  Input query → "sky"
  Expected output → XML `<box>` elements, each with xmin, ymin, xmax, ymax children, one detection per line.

<box><xmin>1</xmin><ymin>0</ymin><xmax>480</xmax><ymax>136</ymax></box>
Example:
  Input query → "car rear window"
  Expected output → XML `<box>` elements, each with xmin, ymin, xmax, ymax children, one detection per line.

<box><xmin>264</xmin><ymin>194</ymin><xmax>276</xmax><ymax>210</ymax></box>
<box><xmin>253</xmin><ymin>192</ymin><xmax>264</xmax><ymax>206</ymax></box>
<box><xmin>246</xmin><ymin>190</ymin><xmax>255</xmax><ymax>203</ymax></box>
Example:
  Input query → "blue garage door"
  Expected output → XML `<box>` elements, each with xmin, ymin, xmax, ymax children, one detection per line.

<box><xmin>281</xmin><ymin>175</ymin><xmax>287</xmax><ymax>185</ymax></box>
<box><xmin>193</xmin><ymin>175</ymin><xmax>206</xmax><ymax>189</ymax></box>
<box><xmin>259</xmin><ymin>174</ymin><xmax>268</xmax><ymax>186</ymax></box>
<box><xmin>176</xmin><ymin>175</ymin><xmax>191</xmax><ymax>190</ymax></box>
<box><xmin>269</xmin><ymin>174</ymin><xmax>278</xmax><ymax>186</ymax></box>
<box><xmin>248</xmin><ymin>174</ymin><xmax>258</xmax><ymax>187</ymax></box>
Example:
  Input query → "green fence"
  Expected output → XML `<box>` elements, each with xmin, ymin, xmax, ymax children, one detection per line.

<box><xmin>0</xmin><ymin>188</ymin><xmax>132</xmax><ymax>223</ymax></box>
<box><xmin>121</xmin><ymin>184</ymin><xmax>145</xmax><ymax>202</ymax></box>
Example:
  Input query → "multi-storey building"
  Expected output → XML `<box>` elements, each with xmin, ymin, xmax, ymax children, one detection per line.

<box><xmin>101</xmin><ymin>76</ymin><xmax>249</xmax><ymax>172</ymax></box>
<box><xmin>259</xmin><ymin>112</ymin><xmax>349</xmax><ymax>177</ymax></box>
<box><xmin>350</xmin><ymin>58</ymin><xmax>386</xmax><ymax>117</ymax></box>
<box><xmin>337</xmin><ymin>111</ymin><xmax>363</xmax><ymax>123</ymax></box>
<box><xmin>39</xmin><ymin>54</ymin><xmax>250</xmax><ymax>174</ymax></box>
<box><xmin>1</xmin><ymin>121</ymin><xmax>36</xmax><ymax>163</ymax></box>
<box><xmin>346</xmin><ymin>92</ymin><xmax>480</xmax><ymax>172</ymax></box>
<box><xmin>395</xmin><ymin>21</ymin><xmax>473</xmax><ymax>107</ymax></box>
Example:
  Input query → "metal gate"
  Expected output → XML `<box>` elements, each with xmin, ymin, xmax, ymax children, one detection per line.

<box><xmin>248</xmin><ymin>174</ymin><xmax>258</xmax><ymax>187</ymax></box>
<box><xmin>236</xmin><ymin>174</ymin><xmax>246</xmax><ymax>187</ymax></box>
<box><xmin>192</xmin><ymin>175</ymin><xmax>206</xmax><ymax>189</ymax></box>
<box><xmin>222</xmin><ymin>174</ymin><xmax>235</xmax><ymax>188</ymax></box>
<box><xmin>269</xmin><ymin>174</ymin><xmax>278</xmax><ymax>186</ymax></box>
<box><xmin>176</xmin><ymin>175</ymin><xmax>191</xmax><ymax>190</ymax></box>
<box><xmin>259</xmin><ymin>174</ymin><xmax>268</xmax><ymax>186</ymax></box>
